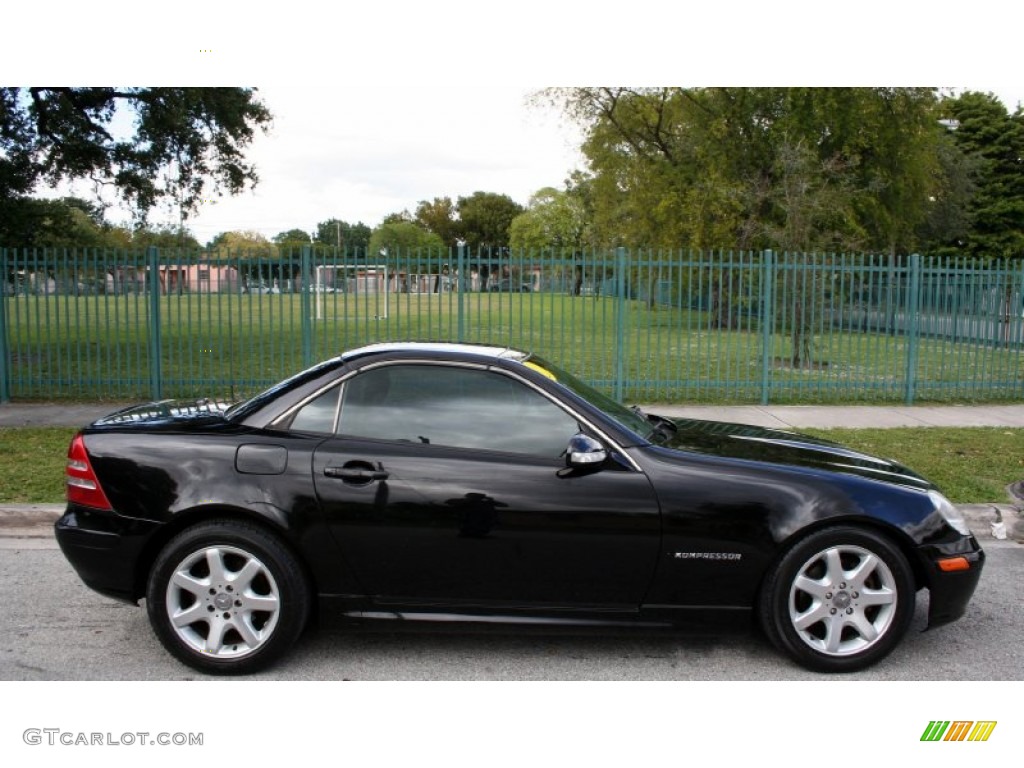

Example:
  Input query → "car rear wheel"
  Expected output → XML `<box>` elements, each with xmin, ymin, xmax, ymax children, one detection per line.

<box><xmin>146</xmin><ymin>520</ymin><xmax>310</xmax><ymax>675</ymax></box>
<box><xmin>759</xmin><ymin>526</ymin><xmax>915</xmax><ymax>672</ymax></box>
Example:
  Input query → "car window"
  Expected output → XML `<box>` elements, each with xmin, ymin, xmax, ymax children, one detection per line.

<box><xmin>288</xmin><ymin>385</ymin><xmax>340</xmax><ymax>433</ymax></box>
<box><xmin>337</xmin><ymin>364</ymin><xmax>580</xmax><ymax>457</ymax></box>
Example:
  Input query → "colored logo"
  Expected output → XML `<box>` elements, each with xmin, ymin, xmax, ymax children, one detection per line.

<box><xmin>921</xmin><ymin>721</ymin><xmax>997</xmax><ymax>742</ymax></box>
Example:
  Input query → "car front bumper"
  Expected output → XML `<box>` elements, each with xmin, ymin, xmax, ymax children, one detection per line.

<box><xmin>921</xmin><ymin>535</ymin><xmax>985</xmax><ymax>628</ymax></box>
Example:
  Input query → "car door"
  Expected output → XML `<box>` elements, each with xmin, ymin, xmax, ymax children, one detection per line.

<box><xmin>310</xmin><ymin>362</ymin><xmax>662</xmax><ymax>611</ymax></box>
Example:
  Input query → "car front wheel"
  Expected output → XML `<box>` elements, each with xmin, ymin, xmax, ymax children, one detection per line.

<box><xmin>146</xmin><ymin>520</ymin><xmax>310</xmax><ymax>675</ymax></box>
<box><xmin>760</xmin><ymin>526</ymin><xmax>915</xmax><ymax>672</ymax></box>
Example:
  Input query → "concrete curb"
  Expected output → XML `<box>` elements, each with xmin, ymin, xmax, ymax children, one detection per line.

<box><xmin>957</xmin><ymin>503</ymin><xmax>1023</xmax><ymax>542</ymax></box>
<box><xmin>2</xmin><ymin>502</ymin><xmax>1019</xmax><ymax>542</ymax></box>
<box><xmin>0</xmin><ymin>504</ymin><xmax>62</xmax><ymax>527</ymax></box>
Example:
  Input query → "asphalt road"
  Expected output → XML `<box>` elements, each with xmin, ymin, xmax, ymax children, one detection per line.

<box><xmin>1</xmin><ymin>531</ymin><xmax>1021</xmax><ymax>681</ymax></box>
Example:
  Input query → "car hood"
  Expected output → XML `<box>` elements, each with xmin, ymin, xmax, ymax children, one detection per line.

<box><xmin>91</xmin><ymin>399</ymin><xmax>233</xmax><ymax>427</ymax></box>
<box><xmin>656</xmin><ymin>417</ymin><xmax>934</xmax><ymax>491</ymax></box>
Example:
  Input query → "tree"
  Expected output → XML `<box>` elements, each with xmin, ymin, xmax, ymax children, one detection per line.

<box><xmin>381</xmin><ymin>210</ymin><xmax>413</xmax><ymax>225</ymax></box>
<box><xmin>548</xmin><ymin>87</ymin><xmax>961</xmax><ymax>369</ymax></box>
<box><xmin>414</xmin><ymin>197</ymin><xmax>462</xmax><ymax>246</ymax></box>
<box><xmin>0</xmin><ymin>196</ymin><xmax>206</xmax><ymax>250</ymax></box>
<box><xmin>915</xmin><ymin>130</ymin><xmax>979</xmax><ymax>253</ymax></box>
<box><xmin>368</xmin><ymin>220</ymin><xmax>445</xmax><ymax>258</ymax></box>
<box><xmin>759</xmin><ymin>140</ymin><xmax>862</xmax><ymax>367</ymax></box>
<box><xmin>545</xmin><ymin>87</ymin><xmax>746</xmax><ymax>247</ymax></box>
<box><xmin>546</xmin><ymin>87</ymin><xmax>946</xmax><ymax>253</ymax></box>
<box><xmin>207</xmin><ymin>230</ymin><xmax>273</xmax><ymax>255</ymax></box>
<box><xmin>0</xmin><ymin>88</ymin><xmax>271</xmax><ymax>222</ymax></box>
<box><xmin>940</xmin><ymin>92</ymin><xmax>1024</xmax><ymax>258</ymax></box>
<box><xmin>106</xmin><ymin>223</ymin><xmax>201</xmax><ymax>250</ymax></box>
<box><xmin>757</xmin><ymin>140</ymin><xmax>864</xmax><ymax>252</ymax></box>
<box><xmin>509</xmin><ymin>187</ymin><xmax>592</xmax><ymax>295</ymax></box>
<box><xmin>508</xmin><ymin>187</ymin><xmax>588</xmax><ymax>252</ymax></box>
<box><xmin>273</xmin><ymin>229</ymin><xmax>312</xmax><ymax>246</ymax></box>
<box><xmin>456</xmin><ymin>191</ymin><xmax>523</xmax><ymax>250</ymax></box>
<box><xmin>0</xmin><ymin>197</ymin><xmax>106</xmax><ymax>247</ymax></box>
<box><xmin>314</xmin><ymin>218</ymin><xmax>371</xmax><ymax>251</ymax></box>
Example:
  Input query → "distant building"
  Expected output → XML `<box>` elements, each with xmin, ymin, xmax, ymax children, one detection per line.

<box><xmin>151</xmin><ymin>263</ymin><xmax>240</xmax><ymax>294</ymax></box>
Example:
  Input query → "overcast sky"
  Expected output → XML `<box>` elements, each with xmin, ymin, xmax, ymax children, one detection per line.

<box><xmin>166</xmin><ymin>86</ymin><xmax>587</xmax><ymax>244</ymax></box>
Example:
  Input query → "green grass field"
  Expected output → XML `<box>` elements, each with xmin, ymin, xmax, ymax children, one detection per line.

<box><xmin>1</xmin><ymin>426</ymin><xmax>1019</xmax><ymax>505</ymax></box>
<box><xmin>0</xmin><ymin>427</ymin><xmax>76</xmax><ymax>503</ymax></box>
<box><xmin>4</xmin><ymin>292</ymin><xmax>1024</xmax><ymax>403</ymax></box>
<box><xmin>805</xmin><ymin>427</ymin><xmax>1024</xmax><ymax>503</ymax></box>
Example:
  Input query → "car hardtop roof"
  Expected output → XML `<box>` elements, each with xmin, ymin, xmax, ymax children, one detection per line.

<box><xmin>340</xmin><ymin>342</ymin><xmax>530</xmax><ymax>365</ymax></box>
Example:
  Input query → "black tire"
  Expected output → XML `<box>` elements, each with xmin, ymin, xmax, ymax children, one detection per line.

<box><xmin>146</xmin><ymin>519</ymin><xmax>310</xmax><ymax>675</ymax></box>
<box><xmin>759</xmin><ymin>526</ymin><xmax>915</xmax><ymax>672</ymax></box>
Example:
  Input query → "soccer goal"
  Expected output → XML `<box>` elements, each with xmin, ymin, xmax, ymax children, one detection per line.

<box><xmin>314</xmin><ymin>264</ymin><xmax>389</xmax><ymax>320</ymax></box>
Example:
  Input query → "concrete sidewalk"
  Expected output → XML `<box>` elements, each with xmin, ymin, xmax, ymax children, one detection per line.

<box><xmin>0</xmin><ymin>403</ymin><xmax>134</xmax><ymax>428</ymax></box>
<box><xmin>3</xmin><ymin>401</ymin><xmax>1024</xmax><ymax>430</ymax></box>
<box><xmin>647</xmin><ymin>403</ymin><xmax>1024</xmax><ymax>430</ymax></box>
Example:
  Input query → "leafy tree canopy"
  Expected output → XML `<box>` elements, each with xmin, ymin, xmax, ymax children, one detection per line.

<box><xmin>415</xmin><ymin>196</ymin><xmax>462</xmax><ymax>246</ymax></box>
<box><xmin>509</xmin><ymin>187</ymin><xmax>588</xmax><ymax>252</ymax></box>
<box><xmin>547</xmin><ymin>87</ymin><xmax>947</xmax><ymax>254</ymax></box>
<box><xmin>0</xmin><ymin>196</ymin><xmax>200</xmax><ymax>249</ymax></box>
<box><xmin>456</xmin><ymin>191</ymin><xmax>523</xmax><ymax>250</ymax></box>
<box><xmin>206</xmin><ymin>229</ymin><xmax>273</xmax><ymax>254</ymax></box>
<box><xmin>940</xmin><ymin>91</ymin><xmax>1024</xmax><ymax>257</ymax></box>
<box><xmin>0</xmin><ymin>197</ymin><xmax>106</xmax><ymax>248</ymax></box>
<box><xmin>314</xmin><ymin>218</ymin><xmax>372</xmax><ymax>251</ymax></box>
<box><xmin>381</xmin><ymin>210</ymin><xmax>413</xmax><ymax>226</ymax></box>
<box><xmin>0</xmin><ymin>87</ymin><xmax>271</xmax><ymax>226</ymax></box>
<box><xmin>112</xmin><ymin>223</ymin><xmax>201</xmax><ymax>250</ymax></box>
<box><xmin>369</xmin><ymin>220</ymin><xmax>445</xmax><ymax>257</ymax></box>
<box><xmin>273</xmin><ymin>228</ymin><xmax>312</xmax><ymax>245</ymax></box>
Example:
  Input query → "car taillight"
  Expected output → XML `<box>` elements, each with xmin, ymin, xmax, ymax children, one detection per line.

<box><xmin>66</xmin><ymin>434</ymin><xmax>113</xmax><ymax>511</ymax></box>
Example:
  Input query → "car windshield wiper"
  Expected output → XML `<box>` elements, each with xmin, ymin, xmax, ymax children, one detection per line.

<box><xmin>632</xmin><ymin>406</ymin><xmax>676</xmax><ymax>443</ymax></box>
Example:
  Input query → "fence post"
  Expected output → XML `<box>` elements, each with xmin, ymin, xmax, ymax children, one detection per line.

<box><xmin>614</xmin><ymin>246</ymin><xmax>627</xmax><ymax>402</ymax></box>
<box><xmin>300</xmin><ymin>245</ymin><xmax>313</xmax><ymax>367</ymax></box>
<box><xmin>0</xmin><ymin>248</ymin><xmax>10</xmax><ymax>402</ymax></box>
<box><xmin>457</xmin><ymin>241</ymin><xmax>466</xmax><ymax>343</ymax></box>
<box><xmin>147</xmin><ymin>246</ymin><xmax>163</xmax><ymax>400</ymax></box>
<box><xmin>904</xmin><ymin>253</ymin><xmax>922</xmax><ymax>405</ymax></box>
<box><xmin>760</xmin><ymin>249</ymin><xmax>775</xmax><ymax>405</ymax></box>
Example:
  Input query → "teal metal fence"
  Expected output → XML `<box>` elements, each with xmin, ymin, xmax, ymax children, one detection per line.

<box><xmin>2</xmin><ymin>246</ymin><xmax>1023</xmax><ymax>404</ymax></box>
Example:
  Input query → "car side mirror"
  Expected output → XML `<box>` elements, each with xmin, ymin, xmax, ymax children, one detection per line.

<box><xmin>566</xmin><ymin>433</ymin><xmax>607</xmax><ymax>468</ymax></box>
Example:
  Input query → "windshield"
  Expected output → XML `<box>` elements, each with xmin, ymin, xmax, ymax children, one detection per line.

<box><xmin>524</xmin><ymin>355</ymin><xmax>653</xmax><ymax>439</ymax></box>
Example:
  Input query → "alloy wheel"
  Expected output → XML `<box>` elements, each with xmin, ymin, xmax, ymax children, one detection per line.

<box><xmin>165</xmin><ymin>544</ymin><xmax>281</xmax><ymax>659</ymax></box>
<box><xmin>787</xmin><ymin>544</ymin><xmax>897</xmax><ymax>657</ymax></box>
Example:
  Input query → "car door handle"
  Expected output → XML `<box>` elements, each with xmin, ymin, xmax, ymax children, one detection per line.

<box><xmin>323</xmin><ymin>466</ymin><xmax>389</xmax><ymax>482</ymax></box>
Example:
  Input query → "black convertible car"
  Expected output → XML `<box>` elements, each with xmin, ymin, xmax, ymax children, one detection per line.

<box><xmin>56</xmin><ymin>343</ymin><xmax>984</xmax><ymax>674</ymax></box>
